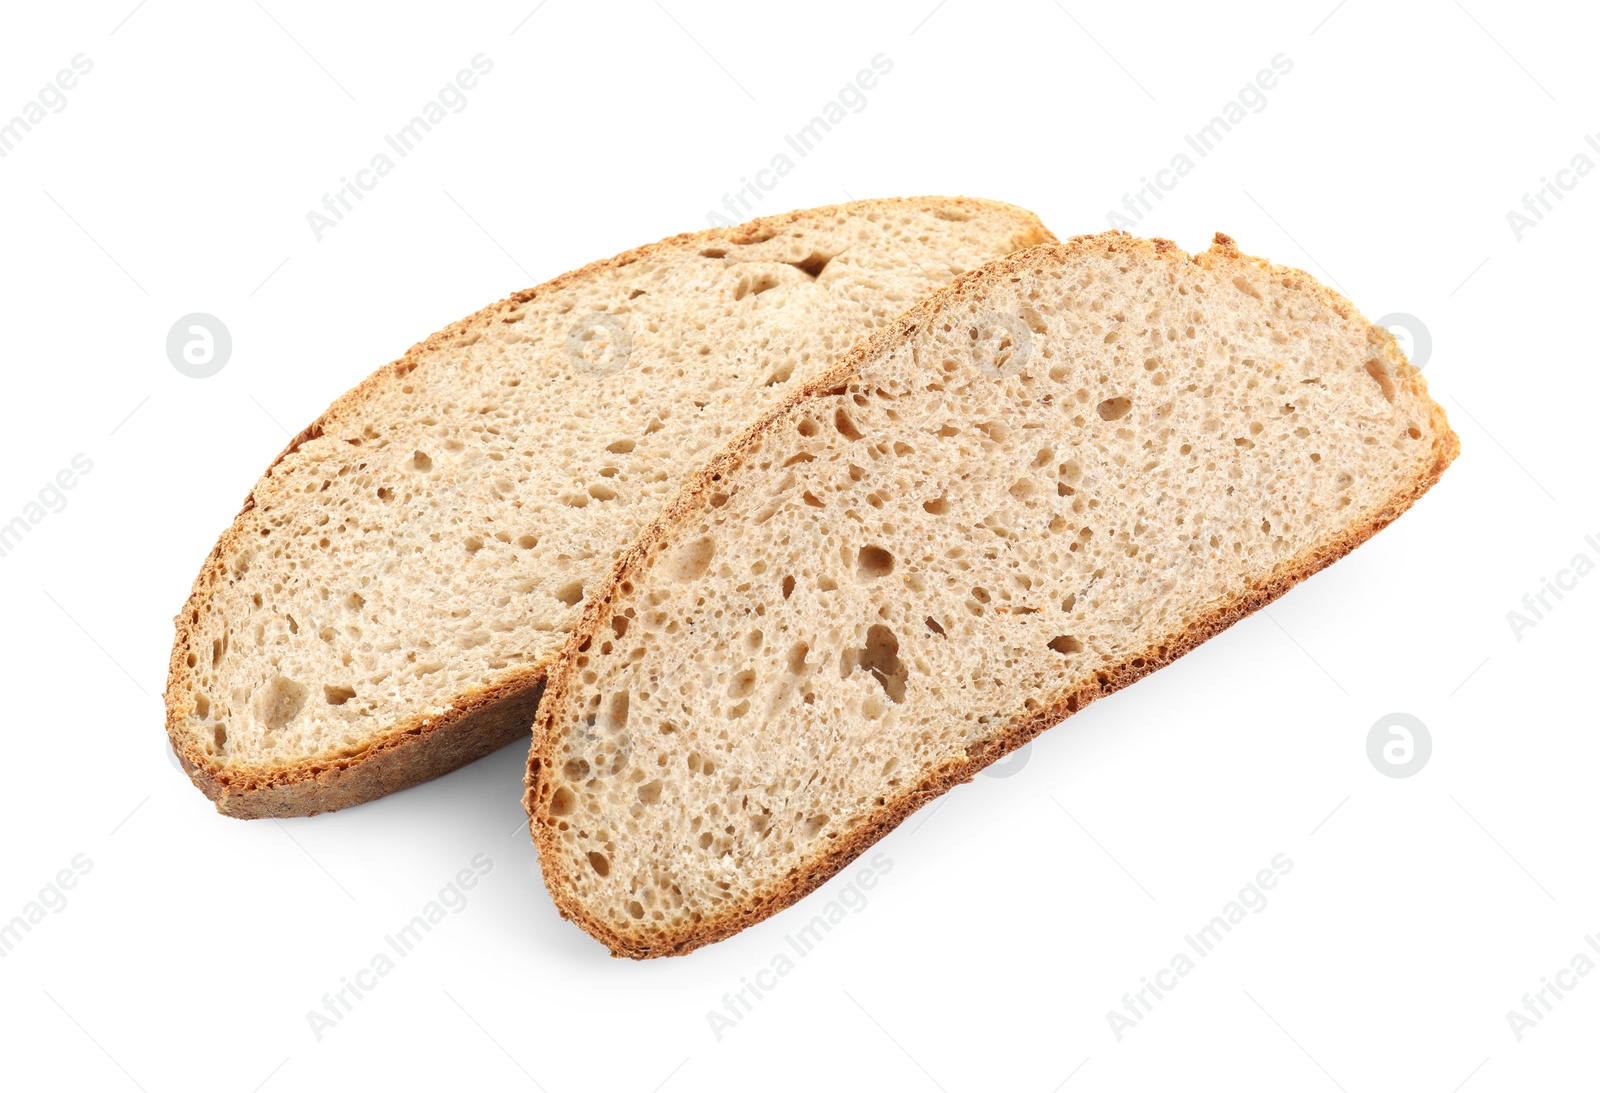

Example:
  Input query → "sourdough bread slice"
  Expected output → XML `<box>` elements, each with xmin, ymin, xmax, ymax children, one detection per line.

<box><xmin>526</xmin><ymin>231</ymin><xmax>1458</xmax><ymax>958</ymax></box>
<box><xmin>165</xmin><ymin>198</ymin><xmax>1056</xmax><ymax>817</ymax></box>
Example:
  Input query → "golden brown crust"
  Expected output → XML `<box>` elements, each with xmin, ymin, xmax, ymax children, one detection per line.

<box><xmin>525</xmin><ymin>230</ymin><xmax>1459</xmax><ymax>958</ymax></box>
<box><xmin>164</xmin><ymin>196</ymin><xmax>1058</xmax><ymax>818</ymax></box>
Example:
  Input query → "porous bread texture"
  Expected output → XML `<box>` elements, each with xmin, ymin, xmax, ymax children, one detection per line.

<box><xmin>165</xmin><ymin>197</ymin><xmax>1056</xmax><ymax>818</ymax></box>
<box><xmin>527</xmin><ymin>231</ymin><xmax>1458</xmax><ymax>958</ymax></box>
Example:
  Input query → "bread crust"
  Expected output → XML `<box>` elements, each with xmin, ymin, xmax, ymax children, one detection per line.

<box><xmin>525</xmin><ymin>230</ymin><xmax>1459</xmax><ymax>958</ymax></box>
<box><xmin>164</xmin><ymin>197</ymin><xmax>1058</xmax><ymax>819</ymax></box>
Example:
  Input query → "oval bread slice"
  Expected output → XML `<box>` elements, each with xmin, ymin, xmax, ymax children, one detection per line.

<box><xmin>164</xmin><ymin>198</ymin><xmax>1056</xmax><ymax>817</ymax></box>
<box><xmin>526</xmin><ymin>231</ymin><xmax>1458</xmax><ymax>958</ymax></box>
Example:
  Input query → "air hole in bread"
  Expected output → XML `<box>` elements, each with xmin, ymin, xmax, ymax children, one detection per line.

<box><xmin>734</xmin><ymin>272</ymin><xmax>780</xmax><ymax>301</ymax></box>
<box><xmin>1364</xmin><ymin>360</ymin><xmax>1397</xmax><ymax>402</ymax></box>
<box><xmin>324</xmin><ymin>684</ymin><xmax>356</xmax><ymax>706</ymax></box>
<box><xmin>668</xmin><ymin>537</ymin><xmax>715</xmax><ymax>582</ymax></box>
<box><xmin>857</xmin><ymin>624</ymin><xmax>907</xmax><ymax>703</ymax></box>
<box><xmin>1097</xmin><ymin>397</ymin><xmax>1132</xmax><ymax>421</ymax></box>
<box><xmin>788</xmin><ymin>251</ymin><xmax>833</xmax><ymax>279</ymax></box>
<box><xmin>856</xmin><ymin>546</ymin><xmax>894</xmax><ymax>580</ymax></box>
<box><xmin>728</xmin><ymin>670</ymin><xmax>756</xmax><ymax>699</ymax></box>
<box><xmin>604</xmin><ymin>691</ymin><xmax>630</xmax><ymax>732</ymax></box>
<box><xmin>252</xmin><ymin>675</ymin><xmax>308</xmax><ymax>732</ymax></box>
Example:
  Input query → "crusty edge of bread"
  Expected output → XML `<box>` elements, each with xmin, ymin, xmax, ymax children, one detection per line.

<box><xmin>524</xmin><ymin>230</ymin><xmax>1460</xmax><ymax>958</ymax></box>
<box><xmin>164</xmin><ymin>196</ymin><xmax>1059</xmax><ymax>819</ymax></box>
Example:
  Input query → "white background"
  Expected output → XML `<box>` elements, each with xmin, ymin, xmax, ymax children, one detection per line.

<box><xmin>1</xmin><ymin>1</ymin><xmax>1594</xmax><ymax>1089</ymax></box>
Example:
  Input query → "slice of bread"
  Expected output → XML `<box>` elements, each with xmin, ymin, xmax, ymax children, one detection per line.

<box><xmin>164</xmin><ymin>198</ymin><xmax>1056</xmax><ymax>818</ymax></box>
<box><xmin>526</xmin><ymin>231</ymin><xmax>1458</xmax><ymax>958</ymax></box>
